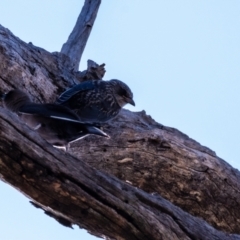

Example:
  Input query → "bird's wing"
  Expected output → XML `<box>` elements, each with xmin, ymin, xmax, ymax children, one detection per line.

<box><xmin>19</xmin><ymin>103</ymin><xmax>84</xmax><ymax>123</ymax></box>
<box><xmin>55</xmin><ymin>81</ymin><xmax>97</xmax><ymax>104</ymax></box>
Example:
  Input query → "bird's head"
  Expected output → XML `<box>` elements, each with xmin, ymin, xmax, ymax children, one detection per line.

<box><xmin>110</xmin><ymin>79</ymin><xmax>135</xmax><ymax>107</ymax></box>
<box><xmin>3</xmin><ymin>89</ymin><xmax>31</xmax><ymax>112</ymax></box>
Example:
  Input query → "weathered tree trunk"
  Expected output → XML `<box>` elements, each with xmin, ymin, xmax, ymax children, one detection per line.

<box><xmin>0</xmin><ymin>1</ymin><xmax>240</xmax><ymax>240</ymax></box>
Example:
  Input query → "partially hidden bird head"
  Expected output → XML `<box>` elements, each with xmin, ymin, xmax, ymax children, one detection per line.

<box><xmin>110</xmin><ymin>79</ymin><xmax>135</xmax><ymax>108</ymax></box>
<box><xmin>2</xmin><ymin>89</ymin><xmax>31</xmax><ymax>113</ymax></box>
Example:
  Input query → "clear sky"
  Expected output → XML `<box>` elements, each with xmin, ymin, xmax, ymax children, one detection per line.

<box><xmin>0</xmin><ymin>1</ymin><xmax>240</xmax><ymax>239</ymax></box>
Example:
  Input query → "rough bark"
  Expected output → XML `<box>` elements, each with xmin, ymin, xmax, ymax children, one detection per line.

<box><xmin>71</xmin><ymin>110</ymin><xmax>240</xmax><ymax>234</ymax></box>
<box><xmin>0</xmin><ymin>108</ymin><xmax>239</xmax><ymax>240</ymax></box>
<box><xmin>0</xmin><ymin>2</ymin><xmax>240</xmax><ymax>239</ymax></box>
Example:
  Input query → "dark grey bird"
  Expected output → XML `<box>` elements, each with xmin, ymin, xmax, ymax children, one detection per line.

<box><xmin>55</xmin><ymin>79</ymin><xmax>135</xmax><ymax>123</ymax></box>
<box><xmin>2</xmin><ymin>90</ymin><xmax>109</xmax><ymax>150</ymax></box>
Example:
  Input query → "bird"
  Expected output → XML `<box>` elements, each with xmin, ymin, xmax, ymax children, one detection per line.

<box><xmin>55</xmin><ymin>79</ymin><xmax>135</xmax><ymax>123</ymax></box>
<box><xmin>2</xmin><ymin>89</ymin><xmax>109</xmax><ymax>150</ymax></box>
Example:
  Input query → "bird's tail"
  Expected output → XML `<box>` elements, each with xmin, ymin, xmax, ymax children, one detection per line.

<box><xmin>86</xmin><ymin>126</ymin><xmax>110</xmax><ymax>138</ymax></box>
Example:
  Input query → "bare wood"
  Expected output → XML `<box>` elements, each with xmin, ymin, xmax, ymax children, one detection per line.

<box><xmin>71</xmin><ymin>109</ymin><xmax>240</xmax><ymax>234</ymax></box>
<box><xmin>61</xmin><ymin>0</ymin><xmax>101</xmax><ymax>70</ymax></box>
<box><xmin>0</xmin><ymin>108</ymin><xmax>239</xmax><ymax>240</ymax></box>
<box><xmin>1</xmin><ymin>17</ymin><xmax>240</xmax><ymax>239</ymax></box>
<box><xmin>75</xmin><ymin>59</ymin><xmax>106</xmax><ymax>82</ymax></box>
<box><xmin>0</xmin><ymin>26</ymin><xmax>103</xmax><ymax>99</ymax></box>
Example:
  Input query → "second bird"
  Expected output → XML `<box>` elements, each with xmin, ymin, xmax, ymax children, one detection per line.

<box><xmin>2</xmin><ymin>90</ymin><xmax>109</xmax><ymax>150</ymax></box>
<box><xmin>55</xmin><ymin>79</ymin><xmax>135</xmax><ymax>123</ymax></box>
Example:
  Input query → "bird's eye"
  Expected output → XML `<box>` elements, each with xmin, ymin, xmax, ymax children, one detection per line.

<box><xmin>119</xmin><ymin>89</ymin><xmax>127</xmax><ymax>97</ymax></box>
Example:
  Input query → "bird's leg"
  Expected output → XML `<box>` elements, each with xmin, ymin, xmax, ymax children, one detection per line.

<box><xmin>66</xmin><ymin>143</ymin><xmax>70</xmax><ymax>152</ymax></box>
<box><xmin>53</xmin><ymin>145</ymin><xmax>67</xmax><ymax>152</ymax></box>
<box><xmin>33</xmin><ymin>123</ymin><xmax>42</xmax><ymax>130</ymax></box>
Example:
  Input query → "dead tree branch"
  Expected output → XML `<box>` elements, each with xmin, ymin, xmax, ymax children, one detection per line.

<box><xmin>0</xmin><ymin>1</ymin><xmax>240</xmax><ymax>238</ymax></box>
<box><xmin>0</xmin><ymin>108</ymin><xmax>239</xmax><ymax>240</ymax></box>
<box><xmin>61</xmin><ymin>0</ymin><xmax>101</xmax><ymax>70</ymax></box>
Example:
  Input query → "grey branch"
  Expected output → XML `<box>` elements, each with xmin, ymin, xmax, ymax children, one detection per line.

<box><xmin>61</xmin><ymin>0</ymin><xmax>101</xmax><ymax>71</ymax></box>
<box><xmin>1</xmin><ymin>16</ymin><xmax>240</xmax><ymax>240</ymax></box>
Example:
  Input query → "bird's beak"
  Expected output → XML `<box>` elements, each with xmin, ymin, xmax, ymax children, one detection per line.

<box><xmin>127</xmin><ymin>98</ymin><xmax>135</xmax><ymax>106</ymax></box>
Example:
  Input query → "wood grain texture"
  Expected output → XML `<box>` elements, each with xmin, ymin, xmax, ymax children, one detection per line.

<box><xmin>0</xmin><ymin>9</ymin><xmax>240</xmax><ymax>240</ymax></box>
<box><xmin>0</xmin><ymin>108</ymin><xmax>239</xmax><ymax>240</ymax></box>
<box><xmin>61</xmin><ymin>0</ymin><xmax>101</xmax><ymax>71</ymax></box>
<box><xmin>71</xmin><ymin>109</ymin><xmax>240</xmax><ymax>234</ymax></box>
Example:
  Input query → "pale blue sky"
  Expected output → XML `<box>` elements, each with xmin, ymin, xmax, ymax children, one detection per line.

<box><xmin>0</xmin><ymin>1</ymin><xmax>240</xmax><ymax>239</ymax></box>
